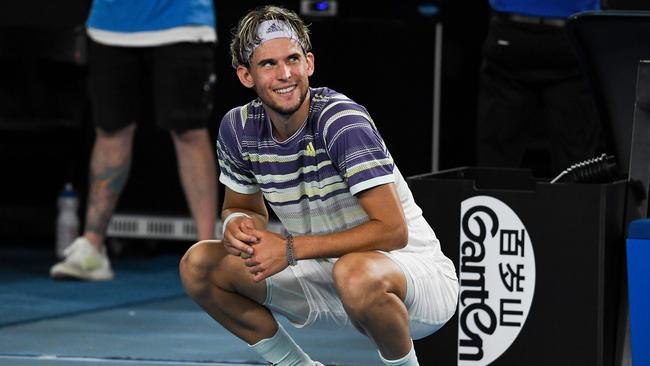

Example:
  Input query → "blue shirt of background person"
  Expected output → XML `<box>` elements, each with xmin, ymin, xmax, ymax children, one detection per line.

<box><xmin>490</xmin><ymin>0</ymin><xmax>600</xmax><ymax>18</ymax></box>
<box><xmin>87</xmin><ymin>0</ymin><xmax>215</xmax><ymax>32</ymax></box>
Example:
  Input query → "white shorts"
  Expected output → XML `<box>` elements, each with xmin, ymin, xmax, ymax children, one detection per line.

<box><xmin>263</xmin><ymin>249</ymin><xmax>459</xmax><ymax>340</ymax></box>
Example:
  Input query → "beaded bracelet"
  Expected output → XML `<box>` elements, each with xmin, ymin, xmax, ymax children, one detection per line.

<box><xmin>286</xmin><ymin>233</ymin><xmax>297</xmax><ymax>266</ymax></box>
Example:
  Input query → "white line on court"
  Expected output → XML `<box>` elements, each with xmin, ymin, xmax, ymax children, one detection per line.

<box><xmin>0</xmin><ymin>354</ymin><xmax>265</xmax><ymax>365</ymax></box>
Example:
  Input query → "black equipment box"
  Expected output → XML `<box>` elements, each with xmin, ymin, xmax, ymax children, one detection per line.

<box><xmin>409</xmin><ymin>167</ymin><xmax>626</xmax><ymax>366</ymax></box>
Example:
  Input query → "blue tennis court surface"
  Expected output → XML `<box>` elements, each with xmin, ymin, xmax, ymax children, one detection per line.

<box><xmin>0</xmin><ymin>248</ymin><xmax>381</xmax><ymax>366</ymax></box>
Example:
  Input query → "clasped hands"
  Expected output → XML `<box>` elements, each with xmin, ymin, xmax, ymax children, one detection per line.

<box><xmin>222</xmin><ymin>217</ymin><xmax>289</xmax><ymax>282</ymax></box>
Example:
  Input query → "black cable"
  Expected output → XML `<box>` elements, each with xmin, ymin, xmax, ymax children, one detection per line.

<box><xmin>550</xmin><ymin>153</ymin><xmax>618</xmax><ymax>184</ymax></box>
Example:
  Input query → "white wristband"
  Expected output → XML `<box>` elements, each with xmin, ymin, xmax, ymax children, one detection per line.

<box><xmin>221</xmin><ymin>212</ymin><xmax>252</xmax><ymax>238</ymax></box>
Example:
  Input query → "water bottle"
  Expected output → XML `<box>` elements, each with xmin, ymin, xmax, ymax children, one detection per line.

<box><xmin>56</xmin><ymin>183</ymin><xmax>80</xmax><ymax>258</ymax></box>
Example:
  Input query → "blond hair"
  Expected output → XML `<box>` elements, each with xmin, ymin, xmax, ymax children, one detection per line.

<box><xmin>230</xmin><ymin>5</ymin><xmax>312</xmax><ymax>68</ymax></box>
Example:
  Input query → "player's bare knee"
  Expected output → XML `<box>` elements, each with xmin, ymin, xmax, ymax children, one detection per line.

<box><xmin>333</xmin><ymin>254</ymin><xmax>387</xmax><ymax>317</ymax></box>
<box><xmin>179</xmin><ymin>240</ymin><xmax>221</xmax><ymax>295</ymax></box>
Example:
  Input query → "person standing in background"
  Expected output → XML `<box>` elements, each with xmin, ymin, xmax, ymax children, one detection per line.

<box><xmin>476</xmin><ymin>0</ymin><xmax>605</xmax><ymax>177</ymax></box>
<box><xmin>51</xmin><ymin>0</ymin><xmax>218</xmax><ymax>281</ymax></box>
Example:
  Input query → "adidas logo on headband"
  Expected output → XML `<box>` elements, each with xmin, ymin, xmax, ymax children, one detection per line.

<box><xmin>266</xmin><ymin>22</ymin><xmax>282</xmax><ymax>34</ymax></box>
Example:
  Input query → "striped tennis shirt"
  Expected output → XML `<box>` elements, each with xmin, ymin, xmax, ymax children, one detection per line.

<box><xmin>217</xmin><ymin>87</ymin><xmax>441</xmax><ymax>254</ymax></box>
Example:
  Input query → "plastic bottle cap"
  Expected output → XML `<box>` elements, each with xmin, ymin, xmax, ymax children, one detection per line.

<box><xmin>60</xmin><ymin>183</ymin><xmax>77</xmax><ymax>197</ymax></box>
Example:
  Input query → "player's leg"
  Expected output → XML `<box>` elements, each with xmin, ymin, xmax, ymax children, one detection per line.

<box><xmin>332</xmin><ymin>252</ymin><xmax>416</xmax><ymax>363</ymax></box>
<box><xmin>476</xmin><ymin>16</ymin><xmax>537</xmax><ymax>169</ymax></box>
<box><xmin>180</xmin><ymin>240</ymin><xmax>275</xmax><ymax>341</ymax></box>
<box><xmin>153</xmin><ymin>42</ymin><xmax>217</xmax><ymax>240</ymax></box>
<box><xmin>179</xmin><ymin>240</ymin><xmax>319</xmax><ymax>365</ymax></box>
<box><xmin>171</xmin><ymin>128</ymin><xmax>217</xmax><ymax>240</ymax></box>
<box><xmin>50</xmin><ymin>124</ymin><xmax>136</xmax><ymax>281</ymax></box>
<box><xmin>51</xmin><ymin>41</ymin><xmax>142</xmax><ymax>281</ymax></box>
<box><xmin>544</xmin><ymin>75</ymin><xmax>604</xmax><ymax>175</ymax></box>
<box><xmin>83</xmin><ymin>124</ymin><xmax>136</xmax><ymax>247</ymax></box>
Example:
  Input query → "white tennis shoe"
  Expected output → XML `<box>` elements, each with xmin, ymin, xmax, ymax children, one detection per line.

<box><xmin>50</xmin><ymin>237</ymin><xmax>114</xmax><ymax>281</ymax></box>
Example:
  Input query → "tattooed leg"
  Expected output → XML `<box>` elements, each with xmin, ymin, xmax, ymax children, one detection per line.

<box><xmin>83</xmin><ymin>124</ymin><xmax>136</xmax><ymax>249</ymax></box>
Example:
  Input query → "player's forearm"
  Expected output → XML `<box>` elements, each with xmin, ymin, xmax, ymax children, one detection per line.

<box><xmin>292</xmin><ymin>218</ymin><xmax>408</xmax><ymax>260</ymax></box>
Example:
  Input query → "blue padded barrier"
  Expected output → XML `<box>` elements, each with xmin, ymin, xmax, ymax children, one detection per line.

<box><xmin>627</xmin><ymin>219</ymin><xmax>650</xmax><ymax>366</ymax></box>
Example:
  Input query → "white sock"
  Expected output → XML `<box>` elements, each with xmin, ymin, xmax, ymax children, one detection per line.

<box><xmin>378</xmin><ymin>340</ymin><xmax>419</xmax><ymax>366</ymax></box>
<box><xmin>249</xmin><ymin>323</ymin><xmax>314</xmax><ymax>366</ymax></box>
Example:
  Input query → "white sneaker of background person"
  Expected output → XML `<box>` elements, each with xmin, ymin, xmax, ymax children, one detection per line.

<box><xmin>50</xmin><ymin>237</ymin><xmax>114</xmax><ymax>281</ymax></box>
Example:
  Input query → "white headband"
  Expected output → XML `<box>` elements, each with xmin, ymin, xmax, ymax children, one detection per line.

<box><xmin>243</xmin><ymin>20</ymin><xmax>304</xmax><ymax>62</ymax></box>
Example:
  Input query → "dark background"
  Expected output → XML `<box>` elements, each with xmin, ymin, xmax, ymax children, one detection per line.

<box><xmin>2</xmin><ymin>0</ymin><xmax>648</xmax><ymax>246</ymax></box>
<box><xmin>0</xmin><ymin>0</ymin><xmax>492</xmax><ymax>246</ymax></box>
<box><xmin>13</xmin><ymin>0</ymin><xmax>650</xmax><ymax>248</ymax></box>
